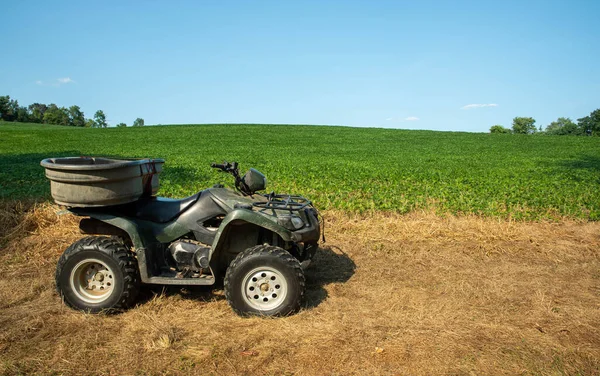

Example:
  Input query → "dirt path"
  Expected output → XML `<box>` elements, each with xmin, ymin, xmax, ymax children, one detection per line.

<box><xmin>1</xmin><ymin>205</ymin><xmax>599</xmax><ymax>375</ymax></box>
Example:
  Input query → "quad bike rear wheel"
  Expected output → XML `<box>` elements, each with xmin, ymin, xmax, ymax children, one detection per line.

<box><xmin>55</xmin><ymin>236</ymin><xmax>140</xmax><ymax>313</ymax></box>
<box><xmin>224</xmin><ymin>245</ymin><xmax>305</xmax><ymax>316</ymax></box>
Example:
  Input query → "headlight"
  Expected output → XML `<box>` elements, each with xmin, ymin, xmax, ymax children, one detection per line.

<box><xmin>278</xmin><ymin>214</ymin><xmax>305</xmax><ymax>230</ymax></box>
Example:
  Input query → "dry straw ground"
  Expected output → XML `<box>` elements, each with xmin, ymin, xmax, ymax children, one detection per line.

<box><xmin>0</xmin><ymin>202</ymin><xmax>599</xmax><ymax>375</ymax></box>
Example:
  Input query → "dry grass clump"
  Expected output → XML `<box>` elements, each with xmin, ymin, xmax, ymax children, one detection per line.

<box><xmin>0</xmin><ymin>201</ymin><xmax>77</xmax><ymax>245</ymax></box>
<box><xmin>0</xmin><ymin>203</ymin><xmax>599</xmax><ymax>375</ymax></box>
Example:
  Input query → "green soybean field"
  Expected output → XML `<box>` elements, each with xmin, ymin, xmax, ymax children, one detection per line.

<box><xmin>1</xmin><ymin>122</ymin><xmax>599</xmax><ymax>220</ymax></box>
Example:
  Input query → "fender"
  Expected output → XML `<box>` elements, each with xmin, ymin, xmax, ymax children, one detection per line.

<box><xmin>209</xmin><ymin>209</ymin><xmax>293</xmax><ymax>259</ymax></box>
<box><xmin>71</xmin><ymin>209</ymin><xmax>146</xmax><ymax>249</ymax></box>
<box><xmin>69</xmin><ymin>208</ymin><xmax>189</xmax><ymax>249</ymax></box>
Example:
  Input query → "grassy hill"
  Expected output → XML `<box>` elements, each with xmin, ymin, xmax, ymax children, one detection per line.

<box><xmin>2</xmin><ymin>122</ymin><xmax>600</xmax><ymax>374</ymax></box>
<box><xmin>1</xmin><ymin>121</ymin><xmax>599</xmax><ymax>219</ymax></box>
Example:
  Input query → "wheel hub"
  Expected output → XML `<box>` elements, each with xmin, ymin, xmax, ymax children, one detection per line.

<box><xmin>70</xmin><ymin>259</ymin><xmax>115</xmax><ymax>304</ymax></box>
<box><xmin>242</xmin><ymin>267</ymin><xmax>288</xmax><ymax>311</ymax></box>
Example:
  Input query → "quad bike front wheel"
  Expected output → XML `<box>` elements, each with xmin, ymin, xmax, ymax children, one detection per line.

<box><xmin>55</xmin><ymin>236</ymin><xmax>140</xmax><ymax>313</ymax></box>
<box><xmin>224</xmin><ymin>245</ymin><xmax>305</xmax><ymax>317</ymax></box>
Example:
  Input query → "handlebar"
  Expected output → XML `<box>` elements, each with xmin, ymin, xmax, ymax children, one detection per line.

<box><xmin>211</xmin><ymin>161</ymin><xmax>237</xmax><ymax>172</ymax></box>
<box><xmin>210</xmin><ymin>162</ymin><xmax>228</xmax><ymax>170</ymax></box>
<box><xmin>211</xmin><ymin>161</ymin><xmax>251</xmax><ymax>195</ymax></box>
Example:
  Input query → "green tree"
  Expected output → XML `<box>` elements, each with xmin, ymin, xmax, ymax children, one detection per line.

<box><xmin>0</xmin><ymin>95</ymin><xmax>11</xmax><ymax>120</ymax></box>
<box><xmin>0</xmin><ymin>96</ymin><xmax>20</xmax><ymax>121</ymax></box>
<box><xmin>28</xmin><ymin>103</ymin><xmax>48</xmax><ymax>123</ymax></box>
<box><xmin>132</xmin><ymin>117</ymin><xmax>144</xmax><ymax>127</ymax></box>
<box><xmin>116</xmin><ymin>122</ymin><xmax>127</xmax><ymax>127</ymax></box>
<box><xmin>43</xmin><ymin>104</ymin><xmax>70</xmax><ymax>125</ymax></box>
<box><xmin>577</xmin><ymin>109</ymin><xmax>600</xmax><ymax>136</ymax></box>
<box><xmin>8</xmin><ymin>99</ymin><xmax>20</xmax><ymax>121</ymax></box>
<box><xmin>16</xmin><ymin>106</ymin><xmax>30</xmax><ymax>122</ymax></box>
<box><xmin>545</xmin><ymin>117</ymin><xmax>580</xmax><ymax>135</ymax></box>
<box><xmin>68</xmin><ymin>105</ymin><xmax>85</xmax><ymax>127</ymax></box>
<box><xmin>94</xmin><ymin>110</ymin><xmax>108</xmax><ymax>128</ymax></box>
<box><xmin>512</xmin><ymin>117</ymin><xmax>537</xmax><ymax>134</ymax></box>
<box><xmin>490</xmin><ymin>125</ymin><xmax>511</xmax><ymax>134</ymax></box>
<box><xmin>84</xmin><ymin>118</ymin><xmax>96</xmax><ymax>128</ymax></box>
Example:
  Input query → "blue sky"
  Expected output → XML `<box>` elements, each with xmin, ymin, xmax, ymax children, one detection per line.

<box><xmin>1</xmin><ymin>0</ymin><xmax>598</xmax><ymax>132</ymax></box>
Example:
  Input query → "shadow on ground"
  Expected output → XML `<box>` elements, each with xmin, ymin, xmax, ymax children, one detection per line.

<box><xmin>558</xmin><ymin>154</ymin><xmax>600</xmax><ymax>172</ymax></box>
<box><xmin>138</xmin><ymin>284</ymin><xmax>222</xmax><ymax>305</ymax></box>
<box><xmin>304</xmin><ymin>246</ymin><xmax>356</xmax><ymax>309</ymax></box>
<box><xmin>135</xmin><ymin>246</ymin><xmax>356</xmax><ymax>311</ymax></box>
<box><xmin>0</xmin><ymin>152</ymin><xmax>81</xmax><ymax>200</ymax></box>
<box><xmin>0</xmin><ymin>151</ymin><xmax>210</xmax><ymax>202</ymax></box>
<box><xmin>540</xmin><ymin>153</ymin><xmax>600</xmax><ymax>182</ymax></box>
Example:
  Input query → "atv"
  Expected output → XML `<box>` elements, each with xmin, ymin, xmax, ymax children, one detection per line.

<box><xmin>50</xmin><ymin>161</ymin><xmax>321</xmax><ymax>316</ymax></box>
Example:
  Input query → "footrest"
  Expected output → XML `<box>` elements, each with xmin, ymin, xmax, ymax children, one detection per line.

<box><xmin>145</xmin><ymin>274</ymin><xmax>215</xmax><ymax>285</ymax></box>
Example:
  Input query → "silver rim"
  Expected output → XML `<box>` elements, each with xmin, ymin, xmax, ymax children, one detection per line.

<box><xmin>242</xmin><ymin>266</ymin><xmax>288</xmax><ymax>311</ymax></box>
<box><xmin>69</xmin><ymin>258</ymin><xmax>115</xmax><ymax>304</ymax></box>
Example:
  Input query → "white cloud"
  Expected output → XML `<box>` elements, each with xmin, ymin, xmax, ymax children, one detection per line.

<box><xmin>404</xmin><ymin>116</ymin><xmax>420</xmax><ymax>121</ymax></box>
<box><xmin>35</xmin><ymin>77</ymin><xmax>76</xmax><ymax>87</ymax></box>
<box><xmin>385</xmin><ymin>117</ymin><xmax>393</xmax><ymax>121</ymax></box>
<box><xmin>461</xmin><ymin>103</ymin><xmax>498</xmax><ymax>110</ymax></box>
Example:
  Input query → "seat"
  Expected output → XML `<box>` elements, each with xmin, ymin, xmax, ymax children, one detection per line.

<box><xmin>134</xmin><ymin>192</ymin><xmax>201</xmax><ymax>223</ymax></box>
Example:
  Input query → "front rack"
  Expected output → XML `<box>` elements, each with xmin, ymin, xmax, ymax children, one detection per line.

<box><xmin>253</xmin><ymin>193</ymin><xmax>312</xmax><ymax>213</ymax></box>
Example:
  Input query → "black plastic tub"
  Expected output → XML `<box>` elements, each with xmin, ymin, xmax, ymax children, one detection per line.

<box><xmin>40</xmin><ymin>157</ymin><xmax>165</xmax><ymax>207</ymax></box>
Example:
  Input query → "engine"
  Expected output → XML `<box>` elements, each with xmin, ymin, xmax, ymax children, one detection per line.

<box><xmin>168</xmin><ymin>239</ymin><xmax>210</xmax><ymax>273</ymax></box>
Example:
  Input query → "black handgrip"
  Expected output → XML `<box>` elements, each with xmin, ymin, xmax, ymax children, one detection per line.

<box><xmin>211</xmin><ymin>162</ymin><xmax>227</xmax><ymax>170</ymax></box>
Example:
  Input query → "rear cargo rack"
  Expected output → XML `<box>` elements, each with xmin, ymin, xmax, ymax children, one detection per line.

<box><xmin>253</xmin><ymin>193</ymin><xmax>311</xmax><ymax>213</ymax></box>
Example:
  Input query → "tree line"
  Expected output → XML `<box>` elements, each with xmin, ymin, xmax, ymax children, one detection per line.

<box><xmin>490</xmin><ymin>108</ymin><xmax>600</xmax><ymax>136</ymax></box>
<box><xmin>0</xmin><ymin>95</ymin><xmax>144</xmax><ymax>128</ymax></box>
